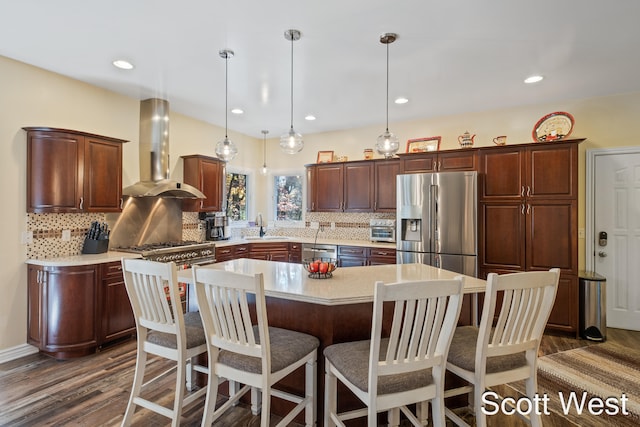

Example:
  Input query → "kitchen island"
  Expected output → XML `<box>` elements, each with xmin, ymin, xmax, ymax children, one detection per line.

<box><xmin>178</xmin><ymin>259</ymin><xmax>485</xmax><ymax>425</ymax></box>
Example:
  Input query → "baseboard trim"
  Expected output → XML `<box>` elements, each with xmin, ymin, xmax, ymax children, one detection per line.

<box><xmin>0</xmin><ymin>343</ymin><xmax>39</xmax><ymax>364</ymax></box>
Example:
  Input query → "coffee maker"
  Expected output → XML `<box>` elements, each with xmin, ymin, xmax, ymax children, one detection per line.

<box><xmin>203</xmin><ymin>213</ymin><xmax>229</xmax><ymax>241</ymax></box>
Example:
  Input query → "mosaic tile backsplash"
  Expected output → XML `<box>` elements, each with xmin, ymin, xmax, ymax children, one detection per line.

<box><xmin>25</xmin><ymin>211</ymin><xmax>394</xmax><ymax>259</ymax></box>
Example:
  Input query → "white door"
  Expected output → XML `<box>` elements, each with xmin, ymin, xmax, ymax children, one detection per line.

<box><xmin>592</xmin><ymin>150</ymin><xmax>640</xmax><ymax>330</ymax></box>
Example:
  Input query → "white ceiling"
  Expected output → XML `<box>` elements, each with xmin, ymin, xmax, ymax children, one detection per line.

<box><xmin>2</xmin><ymin>0</ymin><xmax>640</xmax><ymax>139</ymax></box>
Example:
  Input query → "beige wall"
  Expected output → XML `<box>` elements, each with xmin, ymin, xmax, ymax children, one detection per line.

<box><xmin>1</xmin><ymin>53</ymin><xmax>638</xmax><ymax>355</ymax></box>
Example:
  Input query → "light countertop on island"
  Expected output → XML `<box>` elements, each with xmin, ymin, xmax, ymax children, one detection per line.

<box><xmin>25</xmin><ymin>251</ymin><xmax>141</xmax><ymax>267</ymax></box>
<box><xmin>178</xmin><ymin>258</ymin><xmax>485</xmax><ymax>306</ymax></box>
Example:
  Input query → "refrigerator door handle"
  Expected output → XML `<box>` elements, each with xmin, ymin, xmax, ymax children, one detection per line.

<box><xmin>431</xmin><ymin>184</ymin><xmax>439</xmax><ymax>252</ymax></box>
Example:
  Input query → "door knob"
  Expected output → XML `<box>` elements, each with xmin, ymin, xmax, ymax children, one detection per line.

<box><xmin>598</xmin><ymin>251</ymin><xmax>607</xmax><ymax>257</ymax></box>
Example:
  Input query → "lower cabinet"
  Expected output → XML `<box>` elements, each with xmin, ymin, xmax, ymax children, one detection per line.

<box><xmin>337</xmin><ymin>245</ymin><xmax>396</xmax><ymax>267</ymax></box>
<box><xmin>100</xmin><ymin>262</ymin><xmax>136</xmax><ymax>344</ymax></box>
<box><xmin>27</xmin><ymin>261</ymin><xmax>135</xmax><ymax>359</ymax></box>
<box><xmin>249</xmin><ymin>242</ymin><xmax>290</xmax><ymax>262</ymax></box>
<box><xmin>337</xmin><ymin>245</ymin><xmax>369</xmax><ymax>267</ymax></box>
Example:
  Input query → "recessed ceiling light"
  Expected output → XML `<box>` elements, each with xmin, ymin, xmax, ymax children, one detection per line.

<box><xmin>305</xmin><ymin>115</ymin><xmax>316</xmax><ymax>121</ymax></box>
<box><xmin>524</xmin><ymin>75</ymin><xmax>544</xmax><ymax>84</ymax></box>
<box><xmin>112</xmin><ymin>59</ymin><xmax>134</xmax><ymax>70</ymax></box>
<box><xmin>395</xmin><ymin>97</ymin><xmax>409</xmax><ymax>104</ymax></box>
<box><xmin>231</xmin><ymin>108</ymin><xmax>244</xmax><ymax>114</ymax></box>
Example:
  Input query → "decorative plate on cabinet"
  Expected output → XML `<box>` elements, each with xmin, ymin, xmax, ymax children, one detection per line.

<box><xmin>532</xmin><ymin>111</ymin><xmax>575</xmax><ymax>142</ymax></box>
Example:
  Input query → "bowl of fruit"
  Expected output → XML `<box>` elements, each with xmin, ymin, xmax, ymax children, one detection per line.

<box><xmin>303</xmin><ymin>257</ymin><xmax>338</xmax><ymax>279</ymax></box>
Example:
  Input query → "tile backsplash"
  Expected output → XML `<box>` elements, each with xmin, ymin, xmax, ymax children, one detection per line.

<box><xmin>25</xmin><ymin>211</ymin><xmax>394</xmax><ymax>259</ymax></box>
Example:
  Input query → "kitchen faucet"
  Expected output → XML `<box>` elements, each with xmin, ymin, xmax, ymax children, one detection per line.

<box><xmin>257</xmin><ymin>213</ymin><xmax>266</xmax><ymax>237</ymax></box>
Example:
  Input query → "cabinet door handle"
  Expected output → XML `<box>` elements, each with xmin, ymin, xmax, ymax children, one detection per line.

<box><xmin>521</xmin><ymin>186</ymin><xmax>525</xmax><ymax>197</ymax></box>
<box><xmin>433</xmin><ymin>160</ymin><xmax>437</xmax><ymax>170</ymax></box>
<box><xmin>79</xmin><ymin>197</ymin><xmax>84</xmax><ymax>210</ymax></box>
<box><xmin>119</xmin><ymin>198</ymin><xmax>124</xmax><ymax>210</ymax></box>
<box><xmin>526</xmin><ymin>203</ymin><xmax>531</xmax><ymax>215</ymax></box>
<box><xmin>527</xmin><ymin>186</ymin><xmax>531</xmax><ymax>197</ymax></box>
<box><xmin>200</xmin><ymin>200</ymin><xmax>203</xmax><ymax>209</ymax></box>
<box><xmin>521</xmin><ymin>204</ymin><xmax>525</xmax><ymax>215</ymax></box>
<box><xmin>438</xmin><ymin>161</ymin><xmax>442</xmax><ymax>171</ymax></box>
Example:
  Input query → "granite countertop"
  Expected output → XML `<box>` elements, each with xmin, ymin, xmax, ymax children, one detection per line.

<box><xmin>25</xmin><ymin>238</ymin><xmax>394</xmax><ymax>267</ymax></box>
<box><xmin>25</xmin><ymin>251</ymin><xmax>142</xmax><ymax>267</ymax></box>
<box><xmin>215</xmin><ymin>236</ymin><xmax>396</xmax><ymax>249</ymax></box>
<box><xmin>178</xmin><ymin>259</ymin><xmax>486</xmax><ymax>306</ymax></box>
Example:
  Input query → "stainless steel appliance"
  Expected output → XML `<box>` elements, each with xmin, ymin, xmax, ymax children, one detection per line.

<box><xmin>113</xmin><ymin>240</ymin><xmax>216</xmax><ymax>267</ymax></box>
<box><xmin>369</xmin><ymin>218</ymin><xmax>396</xmax><ymax>242</ymax></box>
<box><xmin>302</xmin><ymin>243</ymin><xmax>338</xmax><ymax>261</ymax></box>
<box><xmin>114</xmin><ymin>240</ymin><xmax>216</xmax><ymax>312</ymax></box>
<box><xmin>204</xmin><ymin>212</ymin><xmax>229</xmax><ymax>241</ymax></box>
<box><xmin>396</xmin><ymin>171</ymin><xmax>477</xmax><ymax>277</ymax></box>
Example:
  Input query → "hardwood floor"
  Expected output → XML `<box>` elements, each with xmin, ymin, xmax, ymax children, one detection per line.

<box><xmin>1</xmin><ymin>328</ymin><xmax>638</xmax><ymax>426</ymax></box>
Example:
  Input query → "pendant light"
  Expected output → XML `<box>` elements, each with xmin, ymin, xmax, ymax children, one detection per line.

<box><xmin>375</xmin><ymin>33</ymin><xmax>399</xmax><ymax>159</ymax></box>
<box><xmin>261</xmin><ymin>130</ymin><xmax>268</xmax><ymax>175</ymax></box>
<box><xmin>280</xmin><ymin>29</ymin><xmax>304</xmax><ymax>154</ymax></box>
<box><xmin>215</xmin><ymin>49</ymin><xmax>238</xmax><ymax>161</ymax></box>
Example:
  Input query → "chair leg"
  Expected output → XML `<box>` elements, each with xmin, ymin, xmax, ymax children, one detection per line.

<box><xmin>305</xmin><ymin>355</ymin><xmax>317</xmax><ymax>426</ymax></box>
<box><xmin>324</xmin><ymin>364</ymin><xmax>337</xmax><ymax>427</ymax></box>
<box><xmin>525</xmin><ymin>374</ymin><xmax>542</xmax><ymax>427</ymax></box>
<box><xmin>172</xmin><ymin>356</ymin><xmax>186</xmax><ymax>427</ymax></box>
<box><xmin>417</xmin><ymin>400</ymin><xmax>429</xmax><ymax>426</ymax></box>
<box><xmin>201</xmin><ymin>371</ymin><xmax>220</xmax><ymax>427</ymax></box>
<box><xmin>121</xmin><ymin>345</ymin><xmax>148</xmax><ymax>426</ymax></box>
<box><xmin>431</xmin><ymin>397</ymin><xmax>446</xmax><ymax>427</ymax></box>
<box><xmin>388</xmin><ymin>408</ymin><xmax>400</xmax><ymax>427</ymax></box>
<box><xmin>251</xmin><ymin>387</ymin><xmax>262</xmax><ymax>416</ymax></box>
<box><xmin>260</xmin><ymin>381</ymin><xmax>271</xmax><ymax>427</ymax></box>
<box><xmin>473</xmin><ymin>383</ymin><xmax>487</xmax><ymax>427</ymax></box>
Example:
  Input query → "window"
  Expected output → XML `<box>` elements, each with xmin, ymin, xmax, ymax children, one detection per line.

<box><xmin>226</xmin><ymin>172</ymin><xmax>248</xmax><ymax>221</ymax></box>
<box><xmin>274</xmin><ymin>175</ymin><xmax>303</xmax><ymax>221</ymax></box>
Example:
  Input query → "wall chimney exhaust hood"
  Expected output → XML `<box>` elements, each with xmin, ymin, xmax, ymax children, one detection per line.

<box><xmin>122</xmin><ymin>98</ymin><xmax>206</xmax><ymax>198</ymax></box>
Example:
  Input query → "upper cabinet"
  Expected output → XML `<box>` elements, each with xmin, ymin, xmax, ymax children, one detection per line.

<box><xmin>398</xmin><ymin>150</ymin><xmax>477</xmax><ymax>174</ymax></box>
<box><xmin>25</xmin><ymin>127</ymin><xmax>126</xmax><ymax>213</ymax></box>
<box><xmin>306</xmin><ymin>158</ymin><xmax>398</xmax><ymax>213</ymax></box>
<box><xmin>181</xmin><ymin>154</ymin><xmax>225</xmax><ymax>212</ymax></box>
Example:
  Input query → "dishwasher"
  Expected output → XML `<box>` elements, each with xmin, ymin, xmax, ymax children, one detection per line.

<box><xmin>302</xmin><ymin>243</ymin><xmax>338</xmax><ymax>261</ymax></box>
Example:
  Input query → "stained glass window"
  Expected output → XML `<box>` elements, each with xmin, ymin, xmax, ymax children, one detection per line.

<box><xmin>226</xmin><ymin>172</ymin><xmax>247</xmax><ymax>221</ymax></box>
<box><xmin>274</xmin><ymin>175</ymin><xmax>303</xmax><ymax>221</ymax></box>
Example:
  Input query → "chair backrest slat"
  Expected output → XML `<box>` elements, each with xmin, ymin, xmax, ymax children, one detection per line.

<box><xmin>483</xmin><ymin>269</ymin><xmax>560</xmax><ymax>359</ymax></box>
<box><xmin>122</xmin><ymin>258</ymin><xmax>184</xmax><ymax>337</ymax></box>
<box><xmin>371</xmin><ymin>278</ymin><xmax>464</xmax><ymax>384</ymax></box>
<box><xmin>194</xmin><ymin>268</ymin><xmax>267</xmax><ymax>361</ymax></box>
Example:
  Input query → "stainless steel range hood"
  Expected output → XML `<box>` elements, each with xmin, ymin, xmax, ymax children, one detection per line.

<box><xmin>122</xmin><ymin>98</ymin><xmax>206</xmax><ymax>198</ymax></box>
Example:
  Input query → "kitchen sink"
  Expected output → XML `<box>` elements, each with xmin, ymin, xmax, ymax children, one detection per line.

<box><xmin>244</xmin><ymin>236</ymin><xmax>289</xmax><ymax>240</ymax></box>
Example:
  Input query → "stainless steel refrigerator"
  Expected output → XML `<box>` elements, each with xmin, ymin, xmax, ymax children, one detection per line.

<box><xmin>396</xmin><ymin>171</ymin><xmax>477</xmax><ymax>277</ymax></box>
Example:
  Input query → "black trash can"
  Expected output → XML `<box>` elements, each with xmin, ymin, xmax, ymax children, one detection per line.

<box><xmin>579</xmin><ymin>270</ymin><xmax>606</xmax><ymax>341</ymax></box>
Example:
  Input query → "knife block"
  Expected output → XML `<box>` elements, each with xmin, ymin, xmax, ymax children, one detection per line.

<box><xmin>82</xmin><ymin>238</ymin><xmax>109</xmax><ymax>254</ymax></box>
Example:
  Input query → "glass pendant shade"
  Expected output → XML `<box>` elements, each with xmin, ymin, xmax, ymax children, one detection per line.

<box><xmin>261</xmin><ymin>129</ymin><xmax>269</xmax><ymax>175</ymax></box>
<box><xmin>376</xmin><ymin>33</ymin><xmax>399</xmax><ymax>159</ymax></box>
<box><xmin>281</xmin><ymin>29</ymin><xmax>303</xmax><ymax>154</ymax></box>
<box><xmin>375</xmin><ymin>129</ymin><xmax>399</xmax><ymax>158</ymax></box>
<box><xmin>216</xmin><ymin>48</ymin><xmax>238</xmax><ymax>162</ymax></box>
<box><xmin>215</xmin><ymin>136</ymin><xmax>238</xmax><ymax>161</ymax></box>
<box><xmin>280</xmin><ymin>128</ymin><xmax>304</xmax><ymax>154</ymax></box>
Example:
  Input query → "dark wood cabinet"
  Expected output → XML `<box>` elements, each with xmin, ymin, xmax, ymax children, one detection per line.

<box><xmin>374</xmin><ymin>159</ymin><xmax>400</xmax><ymax>212</ymax></box>
<box><xmin>28</xmin><ymin>264</ymin><xmax>100</xmax><ymax>359</ymax></box>
<box><xmin>289</xmin><ymin>242</ymin><xmax>302</xmax><ymax>263</ymax></box>
<box><xmin>398</xmin><ymin>150</ymin><xmax>477</xmax><ymax>174</ymax></box>
<box><xmin>307</xmin><ymin>160</ymin><xmax>381</xmax><ymax>212</ymax></box>
<box><xmin>368</xmin><ymin>247</ymin><xmax>396</xmax><ymax>265</ymax></box>
<box><xmin>182</xmin><ymin>154</ymin><xmax>225</xmax><ymax>212</ymax></box>
<box><xmin>99</xmin><ymin>262</ymin><xmax>135</xmax><ymax>345</ymax></box>
<box><xmin>313</xmin><ymin>163</ymin><xmax>344</xmax><ymax>212</ymax></box>
<box><xmin>249</xmin><ymin>242</ymin><xmax>290</xmax><ymax>262</ymax></box>
<box><xmin>25</xmin><ymin>127</ymin><xmax>126</xmax><ymax>213</ymax></box>
<box><xmin>478</xmin><ymin>139</ymin><xmax>583</xmax><ymax>333</ymax></box>
<box><xmin>28</xmin><ymin>261</ymin><xmax>136</xmax><ymax>359</ymax></box>
<box><xmin>215</xmin><ymin>244</ymin><xmax>249</xmax><ymax>262</ymax></box>
<box><xmin>338</xmin><ymin>245</ymin><xmax>369</xmax><ymax>267</ymax></box>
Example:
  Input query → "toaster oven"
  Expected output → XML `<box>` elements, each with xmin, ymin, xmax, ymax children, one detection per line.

<box><xmin>369</xmin><ymin>219</ymin><xmax>396</xmax><ymax>242</ymax></box>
